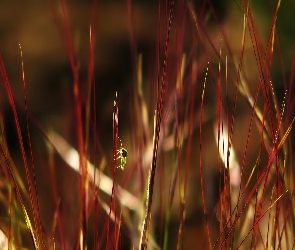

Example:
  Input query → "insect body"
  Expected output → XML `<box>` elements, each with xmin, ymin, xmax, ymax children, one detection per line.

<box><xmin>116</xmin><ymin>139</ymin><xmax>128</xmax><ymax>170</ymax></box>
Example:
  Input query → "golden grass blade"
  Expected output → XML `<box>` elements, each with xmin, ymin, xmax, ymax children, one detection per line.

<box><xmin>49</xmin><ymin>131</ymin><xmax>142</xmax><ymax>212</ymax></box>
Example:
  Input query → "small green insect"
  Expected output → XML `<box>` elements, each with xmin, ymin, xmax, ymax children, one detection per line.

<box><xmin>117</xmin><ymin>138</ymin><xmax>128</xmax><ymax>170</ymax></box>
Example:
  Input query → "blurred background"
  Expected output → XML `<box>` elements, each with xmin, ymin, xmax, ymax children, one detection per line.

<box><xmin>0</xmin><ymin>0</ymin><xmax>295</xmax><ymax>249</ymax></box>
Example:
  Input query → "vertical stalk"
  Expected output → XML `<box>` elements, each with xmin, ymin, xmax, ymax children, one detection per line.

<box><xmin>139</xmin><ymin>1</ymin><xmax>174</xmax><ymax>249</ymax></box>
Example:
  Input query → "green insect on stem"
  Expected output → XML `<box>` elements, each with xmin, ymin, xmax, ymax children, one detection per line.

<box><xmin>116</xmin><ymin>138</ymin><xmax>127</xmax><ymax>170</ymax></box>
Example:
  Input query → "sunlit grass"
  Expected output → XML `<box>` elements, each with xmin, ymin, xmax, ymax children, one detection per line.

<box><xmin>0</xmin><ymin>0</ymin><xmax>294</xmax><ymax>249</ymax></box>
